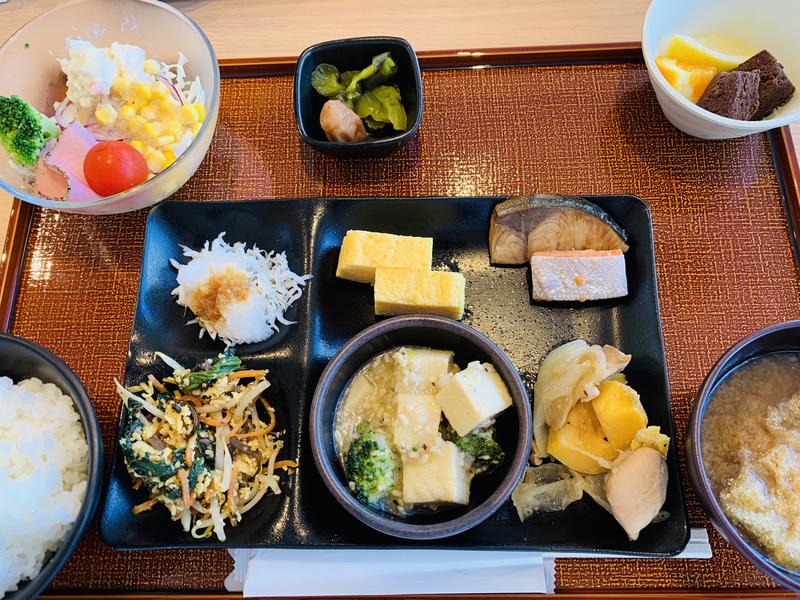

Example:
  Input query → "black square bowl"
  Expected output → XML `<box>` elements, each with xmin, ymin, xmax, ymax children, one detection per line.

<box><xmin>294</xmin><ymin>36</ymin><xmax>423</xmax><ymax>156</ymax></box>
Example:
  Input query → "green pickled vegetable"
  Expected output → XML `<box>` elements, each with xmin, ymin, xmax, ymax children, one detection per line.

<box><xmin>363</xmin><ymin>116</ymin><xmax>388</xmax><ymax>131</ymax></box>
<box><xmin>339</xmin><ymin>70</ymin><xmax>361</xmax><ymax>90</ymax></box>
<box><xmin>311</xmin><ymin>63</ymin><xmax>345</xmax><ymax>98</ymax></box>
<box><xmin>354</xmin><ymin>85</ymin><xmax>407</xmax><ymax>131</ymax></box>
<box><xmin>345</xmin><ymin>52</ymin><xmax>397</xmax><ymax>93</ymax></box>
<box><xmin>311</xmin><ymin>52</ymin><xmax>406</xmax><ymax>138</ymax></box>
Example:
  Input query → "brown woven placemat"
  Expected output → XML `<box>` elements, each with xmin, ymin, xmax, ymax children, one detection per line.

<box><xmin>13</xmin><ymin>60</ymin><xmax>798</xmax><ymax>594</ymax></box>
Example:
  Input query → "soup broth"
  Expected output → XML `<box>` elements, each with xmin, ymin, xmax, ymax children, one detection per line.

<box><xmin>702</xmin><ymin>352</ymin><xmax>800</xmax><ymax>571</ymax></box>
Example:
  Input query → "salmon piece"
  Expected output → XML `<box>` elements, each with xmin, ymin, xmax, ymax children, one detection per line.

<box><xmin>530</xmin><ymin>249</ymin><xmax>627</xmax><ymax>302</ymax></box>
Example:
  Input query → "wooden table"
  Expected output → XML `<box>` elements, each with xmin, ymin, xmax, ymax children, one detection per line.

<box><xmin>1</xmin><ymin>0</ymin><xmax>799</xmax><ymax>245</ymax></box>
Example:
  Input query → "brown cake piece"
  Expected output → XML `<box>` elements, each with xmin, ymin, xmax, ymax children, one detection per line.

<box><xmin>697</xmin><ymin>70</ymin><xmax>761</xmax><ymax>120</ymax></box>
<box><xmin>736</xmin><ymin>50</ymin><xmax>796</xmax><ymax>119</ymax></box>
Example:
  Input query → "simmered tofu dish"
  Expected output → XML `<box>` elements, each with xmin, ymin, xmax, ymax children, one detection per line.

<box><xmin>333</xmin><ymin>346</ymin><xmax>512</xmax><ymax>515</ymax></box>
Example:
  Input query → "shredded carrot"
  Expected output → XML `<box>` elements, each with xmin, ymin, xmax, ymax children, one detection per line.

<box><xmin>183</xmin><ymin>394</ymin><xmax>202</xmax><ymax>406</ymax></box>
<box><xmin>199</xmin><ymin>415</ymin><xmax>230</xmax><ymax>427</ymax></box>
<box><xmin>132</xmin><ymin>497</ymin><xmax>158</xmax><ymax>514</ymax></box>
<box><xmin>226</xmin><ymin>466</ymin><xmax>238</xmax><ymax>513</ymax></box>
<box><xmin>274</xmin><ymin>460</ymin><xmax>298</xmax><ymax>470</ymax></box>
<box><xmin>226</xmin><ymin>370</ymin><xmax>266</xmax><ymax>381</ymax></box>
<box><xmin>259</xmin><ymin>397</ymin><xmax>276</xmax><ymax>433</ymax></box>
<box><xmin>229</xmin><ymin>418</ymin><xmax>245</xmax><ymax>435</ymax></box>
<box><xmin>188</xmin><ymin>491</ymin><xmax>196</xmax><ymax>506</ymax></box>
<box><xmin>132</xmin><ymin>478</ymin><xmax>142</xmax><ymax>490</ymax></box>
<box><xmin>178</xmin><ymin>469</ymin><xmax>191</xmax><ymax>508</ymax></box>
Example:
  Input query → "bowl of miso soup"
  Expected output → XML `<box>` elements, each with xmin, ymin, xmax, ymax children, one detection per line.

<box><xmin>688</xmin><ymin>320</ymin><xmax>800</xmax><ymax>591</ymax></box>
<box><xmin>309</xmin><ymin>315</ymin><xmax>532</xmax><ymax>540</ymax></box>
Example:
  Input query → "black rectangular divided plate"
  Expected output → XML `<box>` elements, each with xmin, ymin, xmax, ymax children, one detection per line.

<box><xmin>99</xmin><ymin>196</ymin><xmax>689</xmax><ymax>555</ymax></box>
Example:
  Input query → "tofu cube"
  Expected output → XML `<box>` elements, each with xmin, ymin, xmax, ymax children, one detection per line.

<box><xmin>402</xmin><ymin>441</ymin><xmax>472</xmax><ymax>505</ymax></box>
<box><xmin>435</xmin><ymin>361</ymin><xmax>512</xmax><ymax>436</ymax></box>
<box><xmin>374</xmin><ymin>268</ymin><xmax>465</xmax><ymax>319</ymax></box>
<box><xmin>394</xmin><ymin>347</ymin><xmax>454</xmax><ymax>393</ymax></box>
<box><xmin>335</xmin><ymin>230</ymin><xmax>433</xmax><ymax>284</ymax></box>
<box><xmin>392</xmin><ymin>391</ymin><xmax>442</xmax><ymax>453</ymax></box>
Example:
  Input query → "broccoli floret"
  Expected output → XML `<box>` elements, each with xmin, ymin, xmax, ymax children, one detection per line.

<box><xmin>0</xmin><ymin>95</ymin><xmax>59</xmax><ymax>167</ymax></box>
<box><xmin>441</xmin><ymin>422</ymin><xmax>505</xmax><ymax>474</ymax></box>
<box><xmin>345</xmin><ymin>423</ymin><xmax>398</xmax><ymax>506</ymax></box>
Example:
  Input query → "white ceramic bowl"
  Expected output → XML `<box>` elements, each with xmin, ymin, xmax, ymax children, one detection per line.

<box><xmin>642</xmin><ymin>0</ymin><xmax>800</xmax><ymax>139</ymax></box>
<box><xmin>0</xmin><ymin>0</ymin><xmax>219</xmax><ymax>214</ymax></box>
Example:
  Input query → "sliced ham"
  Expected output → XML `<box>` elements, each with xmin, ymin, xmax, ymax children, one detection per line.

<box><xmin>33</xmin><ymin>121</ymin><xmax>101</xmax><ymax>202</ymax></box>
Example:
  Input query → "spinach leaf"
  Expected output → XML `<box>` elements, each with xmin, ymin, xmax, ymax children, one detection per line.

<box><xmin>182</xmin><ymin>347</ymin><xmax>242</xmax><ymax>391</ymax></box>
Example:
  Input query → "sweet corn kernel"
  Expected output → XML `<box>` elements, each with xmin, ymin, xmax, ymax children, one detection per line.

<box><xmin>163</xmin><ymin>148</ymin><xmax>177</xmax><ymax>168</ymax></box>
<box><xmin>94</xmin><ymin>103</ymin><xmax>118</xmax><ymax>126</ymax></box>
<box><xmin>160</xmin><ymin>97</ymin><xmax>181</xmax><ymax>115</ymax></box>
<box><xmin>129</xmin><ymin>140</ymin><xmax>146</xmax><ymax>154</ymax></box>
<box><xmin>140</xmin><ymin>104</ymin><xmax>158</xmax><ymax>121</ymax></box>
<box><xmin>111</xmin><ymin>76</ymin><xmax>130</xmax><ymax>97</ymax></box>
<box><xmin>119</xmin><ymin>104</ymin><xmax>137</xmax><ymax>119</ymax></box>
<box><xmin>191</xmin><ymin>122</ymin><xmax>202</xmax><ymax>135</ymax></box>
<box><xmin>143</xmin><ymin>59</ymin><xmax>160</xmax><ymax>75</ymax></box>
<box><xmin>155</xmin><ymin>135</ymin><xmax>175</xmax><ymax>147</ymax></box>
<box><xmin>147</xmin><ymin>150</ymin><xmax>167</xmax><ymax>172</ymax></box>
<box><xmin>126</xmin><ymin>115</ymin><xmax>147</xmax><ymax>133</ymax></box>
<box><xmin>134</xmin><ymin>82</ymin><xmax>153</xmax><ymax>102</ymax></box>
<box><xmin>180</xmin><ymin>103</ymin><xmax>201</xmax><ymax>124</ymax></box>
<box><xmin>165</xmin><ymin>120</ymin><xmax>182</xmax><ymax>136</ymax></box>
<box><xmin>151</xmin><ymin>81</ymin><xmax>169</xmax><ymax>100</ymax></box>
<box><xmin>192</xmin><ymin>103</ymin><xmax>206</xmax><ymax>121</ymax></box>
<box><xmin>143</xmin><ymin>122</ymin><xmax>163</xmax><ymax>139</ymax></box>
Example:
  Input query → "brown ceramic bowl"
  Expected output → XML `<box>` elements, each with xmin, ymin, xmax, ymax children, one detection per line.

<box><xmin>309</xmin><ymin>315</ymin><xmax>532</xmax><ymax>540</ymax></box>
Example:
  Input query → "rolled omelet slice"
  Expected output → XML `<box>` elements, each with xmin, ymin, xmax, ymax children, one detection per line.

<box><xmin>373</xmin><ymin>267</ymin><xmax>465</xmax><ymax>319</ymax></box>
<box><xmin>529</xmin><ymin>249</ymin><xmax>627</xmax><ymax>302</ymax></box>
<box><xmin>336</xmin><ymin>230</ymin><xmax>433</xmax><ymax>284</ymax></box>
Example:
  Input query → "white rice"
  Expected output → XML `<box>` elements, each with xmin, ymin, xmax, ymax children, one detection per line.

<box><xmin>0</xmin><ymin>377</ymin><xmax>88</xmax><ymax>598</ymax></box>
<box><xmin>170</xmin><ymin>232</ymin><xmax>311</xmax><ymax>346</ymax></box>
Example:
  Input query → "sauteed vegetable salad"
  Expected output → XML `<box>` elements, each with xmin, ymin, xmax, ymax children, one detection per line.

<box><xmin>116</xmin><ymin>349</ymin><xmax>296</xmax><ymax>542</ymax></box>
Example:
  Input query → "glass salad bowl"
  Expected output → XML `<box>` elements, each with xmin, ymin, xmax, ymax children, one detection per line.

<box><xmin>0</xmin><ymin>0</ymin><xmax>220</xmax><ymax>215</ymax></box>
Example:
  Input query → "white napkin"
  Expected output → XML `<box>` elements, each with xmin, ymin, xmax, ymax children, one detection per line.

<box><xmin>226</xmin><ymin>528</ymin><xmax>711</xmax><ymax>596</ymax></box>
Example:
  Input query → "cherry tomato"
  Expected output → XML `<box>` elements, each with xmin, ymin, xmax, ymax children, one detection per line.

<box><xmin>83</xmin><ymin>141</ymin><xmax>148</xmax><ymax>196</ymax></box>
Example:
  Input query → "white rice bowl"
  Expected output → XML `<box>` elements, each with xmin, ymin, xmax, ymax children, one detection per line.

<box><xmin>171</xmin><ymin>233</ymin><xmax>311</xmax><ymax>346</ymax></box>
<box><xmin>0</xmin><ymin>377</ymin><xmax>88</xmax><ymax>598</ymax></box>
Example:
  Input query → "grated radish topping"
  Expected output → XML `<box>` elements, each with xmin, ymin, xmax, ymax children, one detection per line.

<box><xmin>170</xmin><ymin>232</ymin><xmax>311</xmax><ymax>346</ymax></box>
